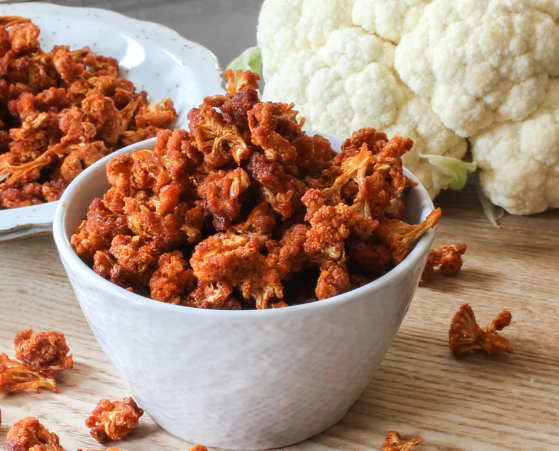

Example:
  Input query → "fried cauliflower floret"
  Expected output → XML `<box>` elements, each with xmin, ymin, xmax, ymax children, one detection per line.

<box><xmin>108</xmin><ymin>235</ymin><xmax>160</xmax><ymax>286</ymax></box>
<box><xmin>228</xmin><ymin>202</ymin><xmax>277</xmax><ymax>238</ymax></box>
<box><xmin>373</xmin><ymin>136</ymin><xmax>413</xmax><ymax>217</ymax></box>
<box><xmin>85</xmin><ymin>397</ymin><xmax>144</xmax><ymax>443</ymax></box>
<box><xmin>247</xmin><ymin>152</ymin><xmax>307</xmax><ymax>219</ymax></box>
<box><xmin>377</xmin><ymin>208</ymin><xmax>441</xmax><ymax>265</ymax></box>
<box><xmin>149</xmin><ymin>251</ymin><xmax>196</xmax><ymax>304</ymax></box>
<box><xmin>187</xmin><ymin>446</ymin><xmax>208</xmax><ymax>451</ymax></box>
<box><xmin>0</xmin><ymin>353</ymin><xmax>57</xmax><ymax>394</ymax></box>
<box><xmin>268</xmin><ymin>223</ymin><xmax>309</xmax><ymax>279</ymax></box>
<box><xmin>8</xmin><ymin>21</ymin><xmax>40</xmax><ymax>54</ymax></box>
<box><xmin>134</xmin><ymin>98</ymin><xmax>177</xmax><ymax>129</ymax></box>
<box><xmin>81</xmin><ymin>92</ymin><xmax>120</xmax><ymax>147</ymax></box>
<box><xmin>449</xmin><ymin>304</ymin><xmax>514</xmax><ymax>356</ymax></box>
<box><xmin>59</xmin><ymin>141</ymin><xmax>109</xmax><ymax>181</ymax></box>
<box><xmin>238</xmin><ymin>256</ymin><xmax>283</xmax><ymax>309</ymax></box>
<box><xmin>306</xmin><ymin>141</ymin><xmax>392</xmax><ymax>222</ymax></box>
<box><xmin>130</xmin><ymin>149</ymin><xmax>172</xmax><ymax>192</ymax></box>
<box><xmin>184</xmin><ymin>280</ymin><xmax>239</xmax><ymax>309</ymax></box>
<box><xmin>422</xmin><ymin>243</ymin><xmax>467</xmax><ymax>280</ymax></box>
<box><xmin>71</xmin><ymin>198</ymin><xmax>130</xmax><ymax>259</ymax></box>
<box><xmin>41</xmin><ymin>179</ymin><xmax>69</xmax><ymax>202</ymax></box>
<box><xmin>105</xmin><ymin>153</ymin><xmax>136</xmax><ymax>203</ymax></box>
<box><xmin>198</xmin><ymin>168</ymin><xmax>251</xmax><ymax>230</ymax></box>
<box><xmin>57</xmin><ymin>106</ymin><xmax>96</xmax><ymax>144</ymax></box>
<box><xmin>190</xmin><ymin>228</ymin><xmax>283</xmax><ymax>309</ymax></box>
<box><xmin>122</xmin><ymin>195</ymin><xmax>191</xmax><ymax>250</ymax></box>
<box><xmin>304</xmin><ymin>203</ymin><xmax>377</xmax><ymax>261</ymax></box>
<box><xmin>190</xmin><ymin>232</ymin><xmax>266</xmax><ymax>287</ymax></box>
<box><xmin>382</xmin><ymin>431</ymin><xmax>422</xmax><ymax>451</ymax></box>
<box><xmin>248</xmin><ymin>101</ymin><xmax>302</xmax><ymax>165</ymax></box>
<box><xmin>315</xmin><ymin>260</ymin><xmax>351</xmax><ymax>300</ymax></box>
<box><xmin>339</xmin><ymin>128</ymin><xmax>388</xmax><ymax>161</ymax></box>
<box><xmin>14</xmin><ymin>329</ymin><xmax>73</xmax><ymax>376</ymax></box>
<box><xmin>4</xmin><ymin>417</ymin><xmax>66</xmax><ymax>451</ymax></box>
<box><xmin>188</xmin><ymin>103</ymin><xmax>250</xmax><ymax>167</ymax></box>
<box><xmin>0</xmin><ymin>185</ymin><xmax>42</xmax><ymax>208</ymax></box>
<box><xmin>154</xmin><ymin>128</ymin><xmax>203</xmax><ymax>185</ymax></box>
<box><xmin>225</xmin><ymin>69</ymin><xmax>261</xmax><ymax>95</ymax></box>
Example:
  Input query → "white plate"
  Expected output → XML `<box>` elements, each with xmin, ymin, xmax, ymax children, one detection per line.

<box><xmin>0</xmin><ymin>2</ymin><xmax>224</xmax><ymax>241</ymax></box>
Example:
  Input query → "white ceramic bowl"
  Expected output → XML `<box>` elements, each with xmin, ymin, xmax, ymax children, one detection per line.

<box><xmin>0</xmin><ymin>2</ymin><xmax>223</xmax><ymax>241</ymax></box>
<box><xmin>53</xmin><ymin>133</ymin><xmax>436</xmax><ymax>450</ymax></box>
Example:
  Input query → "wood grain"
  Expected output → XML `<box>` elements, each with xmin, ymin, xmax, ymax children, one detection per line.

<box><xmin>1</xmin><ymin>180</ymin><xmax>558</xmax><ymax>451</ymax></box>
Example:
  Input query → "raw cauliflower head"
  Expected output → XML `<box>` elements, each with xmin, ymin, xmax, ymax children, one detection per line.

<box><xmin>395</xmin><ymin>0</ymin><xmax>559</xmax><ymax>138</ymax></box>
<box><xmin>470</xmin><ymin>79</ymin><xmax>559</xmax><ymax>215</ymax></box>
<box><xmin>263</xmin><ymin>27</ymin><xmax>468</xmax><ymax>198</ymax></box>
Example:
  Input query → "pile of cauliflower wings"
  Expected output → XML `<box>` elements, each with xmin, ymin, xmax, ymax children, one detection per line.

<box><xmin>71</xmin><ymin>70</ymin><xmax>440</xmax><ymax>310</ymax></box>
<box><xmin>0</xmin><ymin>17</ymin><xmax>177</xmax><ymax>209</ymax></box>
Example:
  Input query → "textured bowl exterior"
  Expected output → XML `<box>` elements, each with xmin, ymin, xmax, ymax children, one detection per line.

<box><xmin>53</xmin><ymin>134</ymin><xmax>435</xmax><ymax>450</ymax></box>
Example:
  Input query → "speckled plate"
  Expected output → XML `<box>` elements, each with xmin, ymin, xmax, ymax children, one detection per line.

<box><xmin>0</xmin><ymin>2</ymin><xmax>224</xmax><ymax>241</ymax></box>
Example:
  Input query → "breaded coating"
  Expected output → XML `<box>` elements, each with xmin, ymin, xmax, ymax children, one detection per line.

<box><xmin>4</xmin><ymin>417</ymin><xmax>66</xmax><ymax>451</ymax></box>
<box><xmin>248</xmin><ymin>101</ymin><xmax>300</xmax><ymax>165</ymax></box>
<box><xmin>198</xmin><ymin>168</ymin><xmax>251</xmax><ymax>230</ymax></box>
<box><xmin>268</xmin><ymin>223</ymin><xmax>308</xmax><ymax>279</ymax></box>
<box><xmin>316</xmin><ymin>260</ymin><xmax>351</xmax><ymax>300</ymax></box>
<box><xmin>85</xmin><ymin>397</ymin><xmax>144</xmax><ymax>443</ymax></box>
<box><xmin>0</xmin><ymin>17</ymin><xmax>177</xmax><ymax>209</ymax></box>
<box><xmin>187</xmin><ymin>446</ymin><xmax>208</xmax><ymax>451</ymax></box>
<box><xmin>108</xmin><ymin>235</ymin><xmax>160</xmax><ymax>289</ymax></box>
<box><xmin>150</xmin><ymin>251</ymin><xmax>196</xmax><ymax>304</ymax></box>
<box><xmin>72</xmin><ymin>70</ymin><xmax>439</xmax><ymax>309</ymax></box>
<box><xmin>0</xmin><ymin>353</ymin><xmax>57</xmax><ymax>393</ymax></box>
<box><xmin>247</xmin><ymin>151</ymin><xmax>306</xmax><ymax>219</ymax></box>
<box><xmin>14</xmin><ymin>329</ymin><xmax>73</xmax><ymax>376</ymax></box>
<box><xmin>188</xmin><ymin>102</ymin><xmax>250</xmax><ymax>167</ymax></box>
<box><xmin>71</xmin><ymin>198</ymin><xmax>131</xmax><ymax>260</ymax></box>
<box><xmin>422</xmin><ymin>243</ymin><xmax>467</xmax><ymax>280</ymax></box>
<box><xmin>228</xmin><ymin>202</ymin><xmax>276</xmax><ymax>238</ymax></box>
<box><xmin>382</xmin><ymin>431</ymin><xmax>422</xmax><ymax>451</ymax></box>
<box><xmin>449</xmin><ymin>304</ymin><xmax>514</xmax><ymax>356</ymax></box>
<box><xmin>191</xmin><ymin>232</ymin><xmax>267</xmax><ymax>288</ymax></box>
<box><xmin>304</xmin><ymin>203</ymin><xmax>376</xmax><ymax>261</ymax></box>
<box><xmin>184</xmin><ymin>280</ymin><xmax>240</xmax><ymax>309</ymax></box>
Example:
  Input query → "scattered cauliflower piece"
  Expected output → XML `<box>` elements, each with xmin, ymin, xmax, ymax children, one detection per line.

<box><xmin>382</xmin><ymin>431</ymin><xmax>422</xmax><ymax>451</ymax></box>
<box><xmin>449</xmin><ymin>304</ymin><xmax>514</xmax><ymax>356</ymax></box>
<box><xmin>395</xmin><ymin>0</ymin><xmax>559</xmax><ymax>137</ymax></box>
<box><xmin>422</xmin><ymin>243</ymin><xmax>466</xmax><ymax>280</ymax></box>
<box><xmin>470</xmin><ymin>78</ymin><xmax>559</xmax><ymax>215</ymax></box>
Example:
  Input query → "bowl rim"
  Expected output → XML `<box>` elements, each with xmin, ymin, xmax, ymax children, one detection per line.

<box><xmin>0</xmin><ymin>1</ymin><xmax>223</xmax><ymax>237</ymax></box>
<box><xmin>53</xmin><ymin>133</ymin><xmax>436</xmax><ymax>319</ymax></box>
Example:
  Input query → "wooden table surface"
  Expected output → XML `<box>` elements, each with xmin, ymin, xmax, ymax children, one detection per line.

<box><xmin>1</xmin><ymin>1</ymin><xmax>559</xmax><ymax>451</ymax></box>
